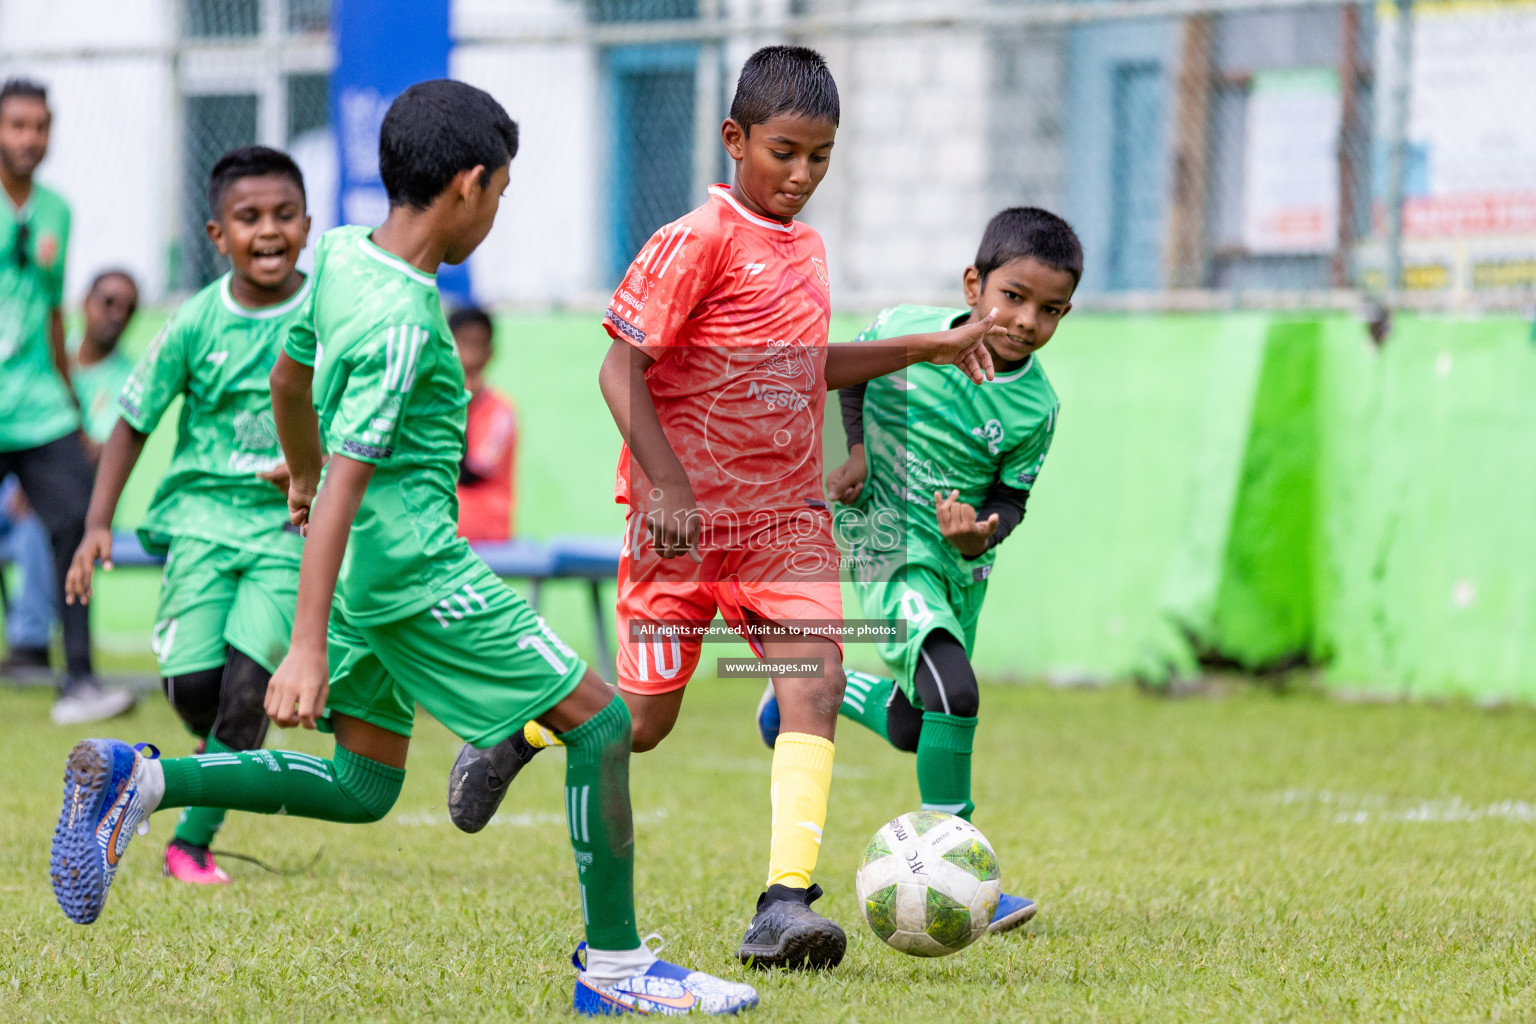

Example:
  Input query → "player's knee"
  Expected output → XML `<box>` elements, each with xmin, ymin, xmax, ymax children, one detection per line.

<box><xmin>629</xmin><ymin>716</ymin><xmax>671</xmax><ymax>753</ymax></box>
<box><xmin>210</xmin><ymin>648</ymin><xmax>272</xmax><ymax>751</ymax></box>
<box><xmin>946</xmin><ymin>676</ymin><xmax>980</xmax><ymax>719</ymax></box>
<box><xmin>162</xmin><ymin>667</ymin><xmax>223</xmax><ymax>738</ymax></box>
<box><xmin>806</xmin><ymin>661</ymin><xmax>846</xmax><ymax>721</ymax></box>
<box><xmin>916</xmin><ymin>631</ymin><xmax>979</xmax><ymax>718</ymax></box>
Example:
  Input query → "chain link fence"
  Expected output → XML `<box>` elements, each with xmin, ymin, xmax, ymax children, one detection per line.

<box><xmin>3</xmin><ymin>0</ymin><xmax>1534</xmax><ymax>312</ymax></box>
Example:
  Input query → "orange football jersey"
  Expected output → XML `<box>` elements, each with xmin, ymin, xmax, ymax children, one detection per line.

<box><xmin>603</xmin><ymin>184</ymin><xmax>833</xmax><ymax>523</ymax></box>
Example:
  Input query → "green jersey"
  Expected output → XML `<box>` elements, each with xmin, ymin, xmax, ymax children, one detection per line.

<box><xmin>70</xmin><ymin>335</ymin><xmax>132</xmax><ymax>444</ymax></box>
<box><xmin>285</xmin><ymin>225</ymin><xmax>478</xmax><ymax>626</ymax></box>
<box><xmin>0</xmin><ymin>184</ymin><xmax>78</xmax><ymax>451</ymax></box>
<box><xmin>844</xmin><ymin>305</ymin><xmax>1059</xmax><ymax>585</ymax></box>
<box><xmin>119</xmin><ymin>273</ymin><xmax>309</xmax><ymax>560</ymax></box>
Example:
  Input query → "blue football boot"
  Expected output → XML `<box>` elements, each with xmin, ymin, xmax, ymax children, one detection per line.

<box><xmin>50</xmin><ymin>739</ymin><xmax>164</xmax><ymax>924</ymax></box>
<box><xmin>572</xmin><ymin>942</ymin><xmax>759</xmax><ymax>1015</ymax></box>
<box><xmin>754</xmin><ymin>684</ymin><xmax>780</xmax><ymax>749</ymax></box>
<box><xmin>989</xmin><ymin>892</ymin><xmax>1038</xmax><ymax>934</ymax></box>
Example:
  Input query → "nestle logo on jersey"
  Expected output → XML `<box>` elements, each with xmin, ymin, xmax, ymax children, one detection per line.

<box><xmin>617</xmin><ymin>267</ymin><xmax>652</xmax><ymax>314</ymax></box>
<box><xmin>747</xmin><ymin>379</ymin><xmax>808</xmax><ymax>411</ymax></box>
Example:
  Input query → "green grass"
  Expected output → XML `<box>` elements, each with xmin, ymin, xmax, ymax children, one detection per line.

<box><xmin>3</xmin><ymin>679</ymin><xmax>1536</xmax><ymax>1022</ymax></box>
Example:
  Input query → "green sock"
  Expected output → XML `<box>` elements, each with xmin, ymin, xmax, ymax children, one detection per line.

<box><xmin>172</xmin><ymin>735</ymin><xmax>233</xmax><ymax>847</ymax></box>
<box><xmin>559</xmin><ymin>697</ymin><xmax>640</xmax><ymax>951</ymax></box>
<box><xmin>839</xmin><ymin>669</ymin><xmax>894</xmax><ymax>742</ymax></box>
<box><xmin>917</xmin><ymin>712</ymin><xmax>977</xmax><ymax>821</ymax></box>
<box><xmin>159</xmin><ymin>744</ymin><xmax>404</xmax><ymax>824</ymax></box>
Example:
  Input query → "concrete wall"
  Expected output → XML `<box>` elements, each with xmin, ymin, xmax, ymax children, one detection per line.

<box><xmin>1</xmin><ymin>0</ymin><xmax>1075</xmax><ymax>310</ymax></box>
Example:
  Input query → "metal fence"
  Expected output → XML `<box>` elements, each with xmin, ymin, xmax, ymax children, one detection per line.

<box><xmin>4</xmin><ymin>0</ymin><xmax>1535</xmax><ymax>313</ymax></box>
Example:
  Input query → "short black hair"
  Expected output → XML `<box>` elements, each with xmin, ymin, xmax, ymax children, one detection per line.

<box><xmin>728</xmin><ymin>46</ymin><xmax>839</xmax><ymax>132</ymax></box>
<box><xmin>974</xmin><ymin>207</ymin><xmax>1084</xmax><ymax>287</ymax></box>
<box><xmin>207</xmin><ymin>145</ymin><xmax>306</xmax><ymax>220</ymax></box>
<box><xmin>380</xmin><ymin>79</ymin><xmax>518</xmax><ymax>211</ymax></box>
<box><xmin>88</xmin><ymin>268</ymin><xmax>138</xmax><ymax>295</ymax></box>
<box><xmin>0</xmin><ymin>78</ymin><xmax>48</xmax><ymax>114</ymax></box>
<box><xmin>448</xmin><ymin>306</ymin><xmax>494</xmax><ymax>339</ymax></box>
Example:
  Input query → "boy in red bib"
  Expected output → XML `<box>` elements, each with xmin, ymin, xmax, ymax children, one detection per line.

<box><xmin>449</xmin><ymin>46</ymin><xmax>1006</xmax><ymax>971</ymax></box>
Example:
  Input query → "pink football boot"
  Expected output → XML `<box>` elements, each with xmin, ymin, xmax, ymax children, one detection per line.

<box><xmin>163</xmin><ymin>839</ymin><xmax>231</xmax><ymax>885</ymax></box>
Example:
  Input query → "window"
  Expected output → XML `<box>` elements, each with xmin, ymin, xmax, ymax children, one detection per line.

<box><xmin>1108</xmin><ymin>62</ymin><xmax>1166</xmax><ymax>290</ymax></box>
<box><xmin>588</xmin><ymin>0</ymin><xmax>698</xmax><ymax>22</ymax></box>
<box><xmin>606</xmin><ymin>49</ymin><xmax>698</xmax><ymax>283</ymax></box>
<box><xmin>183</xmin><ymin>0</ymin><xmax>260</xmax><ymax>37</ymax></box>
<box><xmin>179</xmin><ymin>94</ymin><xmax>259</xmax><ymax>290</ymax></box>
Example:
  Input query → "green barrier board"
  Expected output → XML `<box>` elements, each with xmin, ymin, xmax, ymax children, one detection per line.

<box><xmin>40</xmin><ymin>308</ymin><xmax>1536</xmax><ymax>701</ymax></box>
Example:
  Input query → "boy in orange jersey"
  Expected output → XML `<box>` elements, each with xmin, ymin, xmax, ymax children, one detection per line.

<box><xmin>449</xmin><ymin>306</ymin><xmax>517</xmax><ymax>541</ymax></box>
<box><xmin>447</xmin><ymin>46</ymin><xmax>1005</xmax><ymax>971</ymax></box>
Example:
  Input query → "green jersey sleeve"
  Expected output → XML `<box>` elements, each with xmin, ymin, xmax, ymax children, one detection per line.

<box><xmin>117</xmin><ymin>319</ymin><xmax>189</xmax><ymax>434</ymax></box>
<box><xmin>331</xmin><ymin>323</ymin><xmax>432</xmax><ymax>463</ymax></box>
<box><xmin>283</xmin><ymin>286</ymin><xmax>318</xmax><ymax>367</ymax></box>
<box><xmin>999</xmin><ymin>403</ymin><xmax>1057</xmax><ymax>490</ymax></box>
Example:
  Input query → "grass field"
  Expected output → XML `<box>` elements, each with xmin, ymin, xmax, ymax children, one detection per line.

<box><xmin>3</xmin><ymin>677</ymin><xmax>1536</xmax><ymax>1022</ymax></box>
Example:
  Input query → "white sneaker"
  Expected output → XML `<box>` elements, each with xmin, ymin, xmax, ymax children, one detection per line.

<box><xmin>51</xmin><ymin>677</ymin><xmax>137</xmax><ymax>726</ymax></box>
<box><xmin>572</xmin><ymin>941</ymin><xmax>760</xmax><ymax>1016</ymax></box>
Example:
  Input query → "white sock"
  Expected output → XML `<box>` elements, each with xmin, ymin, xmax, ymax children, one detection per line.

<box><xmin>581</xmin><ymin>945</ymin><xmax>657</xmax><ymax>988</ymax></box>
<box><xmin>137</xmin><ymin>755</ymin><xmax>166</xmax><ymax>814</ymax></box>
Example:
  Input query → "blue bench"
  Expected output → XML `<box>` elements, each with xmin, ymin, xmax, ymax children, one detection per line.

<box><xmin>96</xmin><ymin>532</ymin><xmax>623</xmax><ymax>680</ymax></box>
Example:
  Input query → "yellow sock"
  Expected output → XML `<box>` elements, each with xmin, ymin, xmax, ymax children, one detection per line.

<box><xmin>766</xmin><ymin>732</ymin><xmax>835</xmax><ymax>889</ymax></box>
<box><xmin>524</xmin><ymin>720</ymin><xmax>563</xmax><ymax>749</ymax></box>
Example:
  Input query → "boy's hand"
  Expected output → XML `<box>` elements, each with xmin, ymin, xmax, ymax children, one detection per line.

<box><xmin>287</xmin><ymin>477</ymin><xmax>318</xmax><ymax>534</ymax></box>
<box><xmin>64</xmin><ymin>527</ymin><xmax>114</xmax><ymax>606</ymax></box>
<box><xmin>935</xmin><ymin>490</ymin><xmax>998</xmax><ymax>558</ymax></box>
<box><xmin>266</xmin><ymin>646</ymin><xmax>330</xmax><ymax>729</ymax></box>
<box><xmin>925</xmin><ymin>307</ymin><xmax>1004</xmax><ymax>384</ymax></box>
<box><xmin>827</xmin><ymin>444</ymin><xmax>868</xmax><ymax>504</ymax></box>
<box><xmin>259</xmin><ymin>460</ymin><xmax>292</xmax><ymax>495</ymax></box>
<box><xmin>647</xmin><ymin>479</ymin><xmax>703</xmax><ymax>562</ymax></box>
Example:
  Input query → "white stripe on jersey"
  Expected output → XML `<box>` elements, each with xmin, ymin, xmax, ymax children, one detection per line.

<box><xmin>384</xmin><ymin>325</ymin><xmax>399</xmax><ymax>390</ymax></box>
<box><xmin>656</xmin><ymin>226</ymin><xmax>691</xmax><ymax>277</ymax></box>
<box><xmin>384</xmin><ymin>325</ymin><xmax>428</xmax><ymax>392</ymax></box>
<box><xmin>641</xmin><ymin>226</ymin><xmax>671</xmax><ymax>273</ymax></box>
<box><xmin>402</xmin><ymin>326</ymin><xmax>426</xmax><ymax>391</ymax></box>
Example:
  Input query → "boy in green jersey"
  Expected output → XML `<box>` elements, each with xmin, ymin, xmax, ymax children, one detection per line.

<box><xmin>758</xmin><ymin>207</ymin><xmax>1082</xmax><ymax>935</ymax></box>
<box><xmin>70</xmin><ymin>269</ymin><xmax>140</xmax><ymax>453</ymax></box>
<box><xmin>51</xmin><ymin>80</ymin><xmax>758</xmax><ymax>1017</ymax></box>
<box><xmin>66</xmin><ymin>147</ymin><xmax>313</xmax><ymax>887</ymax></box>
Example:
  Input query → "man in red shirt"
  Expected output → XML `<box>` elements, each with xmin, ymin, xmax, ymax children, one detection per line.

<box><xmin>450</xmin><ymin>306</ymin><xmax>517</xmax><ymax>541</ymax></box>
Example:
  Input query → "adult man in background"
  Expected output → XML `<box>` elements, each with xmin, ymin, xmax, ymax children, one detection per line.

<box><xmin>0</xmin><ymin>77</ymin><xmax>133</xmax><ymax>723</ymax></box>
<box><xmin>2</xmin><ymin>269</ymin><xmax>138</xmax><ymax>679</ymax></box>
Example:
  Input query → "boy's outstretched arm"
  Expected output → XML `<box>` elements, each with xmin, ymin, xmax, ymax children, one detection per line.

<box><xmin>824</xmin><ymin>308</ymin><xmax>1006</xmax><ymax>389</ymax></box>
<box><xmin>598</xmin><ymin>338</ymin><xmax>701</xmax><ymax>561</ymax></box>
<box><xmin>63</xmin><ymin>418</ymin><xmax>149</xmax><ymax>605</ymax></box>
<box><xmin>265</xmin><ymin>454</ymin><xmax>373</xmax><ymax>729</ymax></box>
<box><xmin>826</xmin><ymin>383</ymin><xmax>869</xmax><ymax>503</ymax></box>
<box><xmin>270</xmin><ymin>351</ymin><xmax>322</xmax><ymax>528</ymax></box>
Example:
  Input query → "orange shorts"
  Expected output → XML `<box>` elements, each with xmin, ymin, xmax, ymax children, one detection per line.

<box><xmin>614</xmin><ymin>508</ymin><xmax>845</xmax><ymax>695</ymax></box>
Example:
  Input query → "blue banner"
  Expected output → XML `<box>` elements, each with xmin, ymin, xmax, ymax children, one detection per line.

<box><xmin>330</xmin><ymin>0</ymin><xmax>470</xmax><ymax>300</ymax></box>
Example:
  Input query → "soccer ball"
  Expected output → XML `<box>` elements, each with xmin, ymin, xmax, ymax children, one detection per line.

<box><xmin>855</xmin><ymin>811</ymin><xmax>1001</xmax><ymax>956</ymax></box>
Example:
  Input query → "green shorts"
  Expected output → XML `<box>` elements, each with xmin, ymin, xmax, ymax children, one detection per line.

<box><xmin>852</xmin><ymin>562</ymin><xmax>987</xmax><ymax>705</ymax></box>
<box><xmin>152</xmin><ymin>535</ymin><xmax>300</xmax><ymax>676</ymax></box>
<box><xmin>321</xmin><ymin>564</ymin><xmax>587</xmax><ymax>748</ymax></box>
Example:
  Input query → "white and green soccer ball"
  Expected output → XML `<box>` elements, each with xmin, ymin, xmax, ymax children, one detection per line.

<box><xmin>855</xmin><ymin>811</ymin><xmax>1001</xmax><ymax>957</ymax></box>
